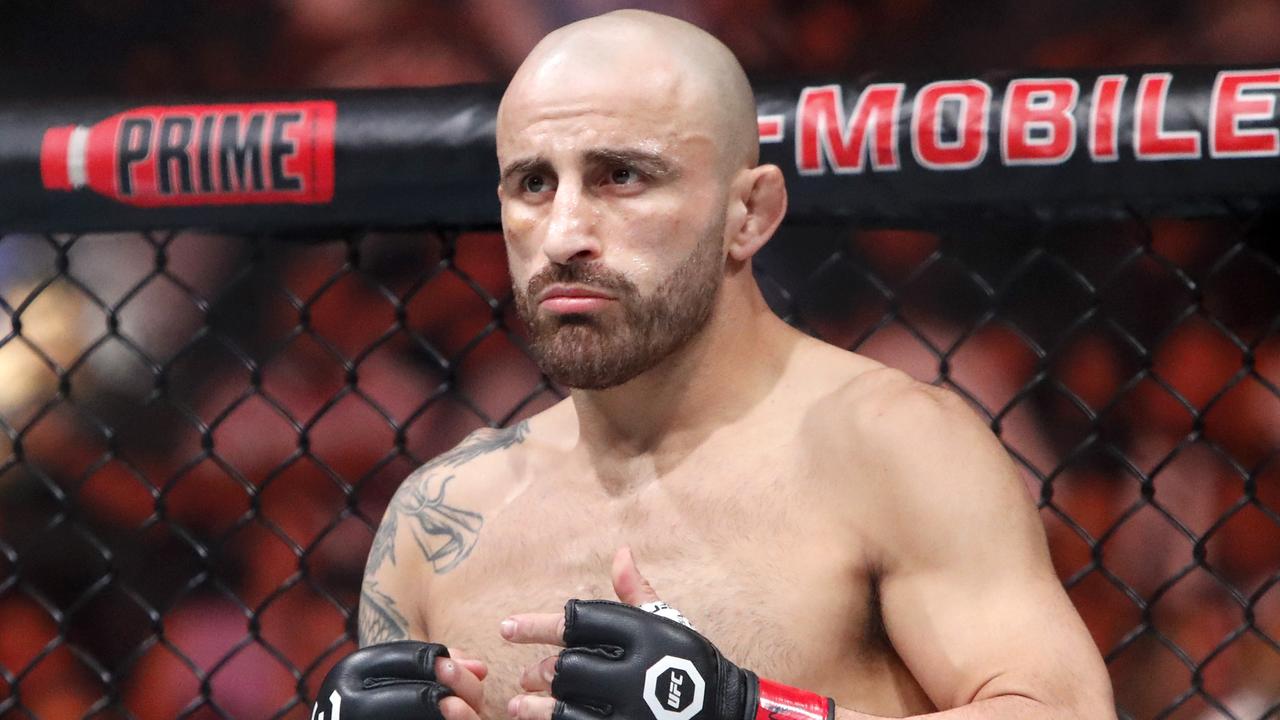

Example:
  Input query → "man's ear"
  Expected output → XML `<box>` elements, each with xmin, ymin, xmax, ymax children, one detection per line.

<box><xmin>726</xmin><ymin>164</ymin><xmax>787</xmax><ymax>262</ymax></box>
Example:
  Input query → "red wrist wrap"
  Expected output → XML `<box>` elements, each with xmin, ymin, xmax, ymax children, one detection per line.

<box><xmin>754</xmin><ymin>677</ymin><xmax>835</xmax><ymax>720</ymax></box>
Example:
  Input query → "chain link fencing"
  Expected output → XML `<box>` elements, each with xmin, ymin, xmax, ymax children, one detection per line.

<box><xmin>0</xmin><ymin>210</ymin><xmax>1278</xmax><ymax>719</ymax></box>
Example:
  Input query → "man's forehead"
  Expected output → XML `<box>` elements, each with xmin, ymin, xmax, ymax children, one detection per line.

<box><xmin>500</xmin><ymin>58</ymin><xmax>696</xmax><ymax>136</ymax></box>
<box><xmin>498</xmin><ymin>125</ymin><xmax>714</xmax><ymax>180</ymax></box>
<box><xmin>500</xmin><ymin>103</ymin><xmax>688</xmax><ymax>150</ymax></box>
<box><xmin>497</xmin><ymin>75</ymin><xmax>715</xmax><ymax>164</ymax></box>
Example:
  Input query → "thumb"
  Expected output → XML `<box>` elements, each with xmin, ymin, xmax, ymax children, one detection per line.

<box><xmin>611</xmin><ymin>546</ymin><xmax>661</xmax><ymax>606</ymax></box>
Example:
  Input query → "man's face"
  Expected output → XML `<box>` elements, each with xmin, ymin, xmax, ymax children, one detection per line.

<box><xmin>497</xmin><ymin>60</ymin><xmax>729</xmax><ymax>389</ymax></box>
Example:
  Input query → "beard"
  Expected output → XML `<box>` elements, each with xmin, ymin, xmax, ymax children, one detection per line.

<box><xmin>512</xmin><ymin>222</ymin><xmax>725</xmax><ymax>390</ymax></box>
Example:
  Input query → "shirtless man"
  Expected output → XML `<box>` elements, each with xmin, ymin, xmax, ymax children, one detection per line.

<box><xmin>312</xmin><ymin>10</ymin><xmax>1116</xmax><ymax>720</ymax></box>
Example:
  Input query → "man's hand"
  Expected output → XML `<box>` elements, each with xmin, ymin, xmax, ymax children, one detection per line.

<box><xmin>503</xmin><ymin>547</ymin><xmax>832</xmax><ymax>720</ymax></box>
<box><xmin>501</xmin><ymin>547</ymin><xmax>657</xmax><ymax>719</ymax></box>
<box><xmin>312</xmin><ymin>641</ymin><xmax>489</xmax><ymax>720</ymax></box>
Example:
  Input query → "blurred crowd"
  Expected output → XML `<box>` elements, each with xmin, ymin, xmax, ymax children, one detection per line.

<box><xmin>3</xmin><ymin>0</ymin><xmax>1280</xmax><ymax>98</ymax></box>
<box><xmin>2</xmin><ymin>1</ymin><xmax>1280</xmax><ymax>719</ymax></box>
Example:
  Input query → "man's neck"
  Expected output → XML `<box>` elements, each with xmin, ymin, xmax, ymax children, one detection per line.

<box><xmin>568</xmin><ymin>281</ymin><xmax>798</xmax><ymax>486</ymax></box>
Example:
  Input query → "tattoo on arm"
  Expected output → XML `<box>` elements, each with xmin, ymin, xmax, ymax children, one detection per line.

<box><xmin>365</xmin><ymin>420</ymin><xmax>530</xmax><ymax>578</ymax></box>
<box><xmin>359</xmin><ymin>580</ymin><xmax>409</xmax><ymax>646</ymax></box>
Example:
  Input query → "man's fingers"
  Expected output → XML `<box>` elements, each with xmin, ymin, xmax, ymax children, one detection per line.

<box><xmin>500</xmin><ymin>612</ymin><xmax>566</xmax><ymax>646</ymax></box>
<box><xmin>611</xmin><ymin>546</ymin><xmax>661</xmax><ymax>606</ymax></box>
<box><xmin>435</xmin><ymin>656</ymin><xmax>485</xmax><ymax>713</ymax></box>
<box><xmin>447</xmin><ymin>650</ymin><xmax>489</xmax><ymax>682</ymax></box>
<box><xmin>457</xmin><ymin>657</ymin><xmax>488</xmax><ymax>681</ymax></box>
<box><xmin>519</xmin><ymin>654</ymin><xmax>559</xmax><ymax>693</ymax></box>
<box><xmin>440</xmin><ymin>695</ymin><xmax>483</xmax><ymax>720</ymax></box>
<box><xmin>508</xmin><ymin>694</ymin><xmax>557</xmax><ymax>720</ymax></box>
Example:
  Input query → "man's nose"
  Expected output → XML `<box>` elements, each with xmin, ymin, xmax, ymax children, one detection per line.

<box><xmin>541</xmin><ymin>179</ymin><xmax>601</xmax><ymax>265</ymax></box>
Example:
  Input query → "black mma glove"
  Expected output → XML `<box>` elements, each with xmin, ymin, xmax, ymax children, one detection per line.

<box><xmin>312</xmin><ymin>641</ymin><xmax>454</xmax><ymax>720</ymax></box>
<box><xmin>551</xmin><ymin>600</ymin><xmax>834</xmax><ymax>720</ymax></box>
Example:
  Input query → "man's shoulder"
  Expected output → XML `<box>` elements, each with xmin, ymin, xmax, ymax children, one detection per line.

<box><xmin>441</xmin><ymin>421</ymin><xmax>534</xmax><ymax>468</ymax></box>
<box><xmin>840</xmin><ymin>365</ymin><xmax>969</xmax><ymax>430</ymax></box>
<box><xmin>399</xmin><ymin>398</ymin><xmax>573</xmax><ymax>492</ymax></box>
<box><xmin>813</xmin><ymin>357</ymin><xmax>1004</xmax><ymax>489</ymax></box>
<box><xmin>406</xmin><ymin>421</ymin><xmax>530</xmax><ymax>486</ymax></box>
<box><xmin>822</xmin><ymin>361</ymin><xmax>1037</xmax><ymax>563</ymax></box>
<box><xmin>802</xmin><ymin>344</ymin><xmax>971</xmax><ymax>437</ymax></box>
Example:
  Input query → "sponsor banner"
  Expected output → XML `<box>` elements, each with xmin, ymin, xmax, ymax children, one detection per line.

<box><xmin>759</xmin><ymin>66</ymin><xmax>1280</xmax><ymax>222</ymax></box>
<box><xmin>0</xmin><ymin>67</ymin><xmax>1277</xmax><ymax>232</ymax></box>
<box><xmin>39</xmin><ymin>101</ymin><xmax>336</xmax><ymax>207</ymax></box>
<box><xmin>0</xmin><ymin>86</ymin><xmax>503</xmax><ymax>232</ymax></box>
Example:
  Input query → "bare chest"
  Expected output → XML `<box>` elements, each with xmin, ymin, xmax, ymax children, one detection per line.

<box><xmin>418</xmin><ymin>458</ymin><xmax>876</xmax><ymax>716</ymax></box>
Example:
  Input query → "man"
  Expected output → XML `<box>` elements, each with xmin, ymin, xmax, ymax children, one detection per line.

<box><xmin>315</xmin><ymin>9</ymin><xmax>1116</xmax><ymax>720</ymax></box>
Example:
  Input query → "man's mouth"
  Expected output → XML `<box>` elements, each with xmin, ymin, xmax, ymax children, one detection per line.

<box><xmin>537</xmin><ymin>284</ymin><xmax>617</xmax><ymax>313</ymax></box>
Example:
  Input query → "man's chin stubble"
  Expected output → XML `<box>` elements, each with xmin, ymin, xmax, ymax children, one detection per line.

<box><xmin>530</xmin><ymin>318</ymin><xmax>653</xmax><ymax>390</ymax></box>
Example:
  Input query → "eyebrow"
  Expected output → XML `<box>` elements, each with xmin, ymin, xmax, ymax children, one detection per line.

<box><xmin>500</xmin><ymin>157</ymin><xmax>553</xmax><ymax>185</ymax></box>
<box><xmin>583</xmin><ymin>148</ymin><xmax>676</xmax><ymax>178</ymax></box>
<box><xmin>499</xmin><ymin>147</ymin><xmax>677</xmax><ymax>184</ymax></box>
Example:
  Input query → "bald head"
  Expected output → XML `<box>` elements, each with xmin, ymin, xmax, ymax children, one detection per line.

<box><xmin>498</xmin><ymin>10</ymin><xmax>759</xmax><ymax>175</ymax></box>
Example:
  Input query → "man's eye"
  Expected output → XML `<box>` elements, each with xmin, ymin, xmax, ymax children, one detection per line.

<box><xmin>610</xmin><ymin>167</ymin><xmax>639</xmax><ymax>185</ymax></box>
<box><xmin>522</xmin><ymin>175</ymin><xmax>549</xmax><ymax>193</ymax></box>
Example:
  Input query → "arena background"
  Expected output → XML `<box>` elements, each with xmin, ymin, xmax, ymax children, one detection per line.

<box><xmin>2</xmin><ymin>2</ymin><xmax>1280</xmax><ymax>719</ymax></box>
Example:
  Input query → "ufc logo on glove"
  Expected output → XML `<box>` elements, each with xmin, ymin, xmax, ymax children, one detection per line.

<box><xmin>643</xmin><ymin>657</ymin><xmax>706</xmax><ymax>720</ymax></box>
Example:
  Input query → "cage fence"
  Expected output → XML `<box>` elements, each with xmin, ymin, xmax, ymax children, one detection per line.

<box><xmin>0</xmin><ymin>210</ymin><xmax>1278</xmax><ymax>719</ymax></box>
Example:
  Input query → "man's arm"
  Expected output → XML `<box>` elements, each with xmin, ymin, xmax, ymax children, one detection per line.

<box><xmin>358</xmin><ymin>421</ymin><xmax>528</xmax><ymax>646</ymax></box>
<box><xmin>847</xmin><ymin>370</ymin><xmax>1115</xmax><ymax>719</ymax></box>
<box><xmin>359</xmin><ymin>473</ymin><xmax>427</xmax><ymax>645</ymax></box>
<box><xmin>332</xmin><ymin>426</ymin><xmax>525</xmax><ymax>720</ymax></box>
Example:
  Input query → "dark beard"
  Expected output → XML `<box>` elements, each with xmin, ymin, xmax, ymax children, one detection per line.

<box><xmin>513</xmin><ymin>225</ymin><xmax>724</xmax><ymax>390</ymax></box>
